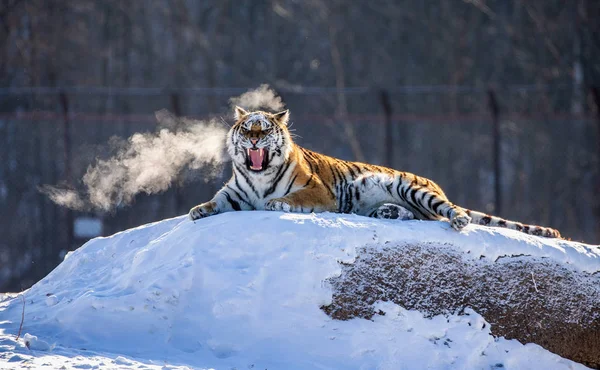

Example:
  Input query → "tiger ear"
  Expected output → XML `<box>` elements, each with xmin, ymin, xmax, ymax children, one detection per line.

<box><xmin>234</xmin><ymin>106</ymin><xmax>248</xmax><ymax>120</ymax></box>
<box><xmin>273</xmin><ymin>109</ymin><xmax>289</xmax><ymax>125</ymax></box>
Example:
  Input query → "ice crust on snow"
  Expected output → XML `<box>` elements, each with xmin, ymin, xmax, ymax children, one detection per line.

<box><xmin>0</xmin><ymin>212</ymin><xmax>598</xmax><ymax>369</ymax></box>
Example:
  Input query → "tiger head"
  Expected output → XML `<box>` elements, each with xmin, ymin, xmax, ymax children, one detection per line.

<box><xmin>227</xmin><ymin>106</ymin><xmax>293</xmax><ymax>173</ymax></box>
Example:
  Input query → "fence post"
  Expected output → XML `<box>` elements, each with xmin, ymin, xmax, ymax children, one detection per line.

<box><xmin>590</xmin><ymin>86</ymin><xmax>600</xmax><ymax>240</ymax></box>
<box><xmin>487</xmin><ymin>88</ymin><xmax>502</xmax><ymax>216</ymax></box>
<box><xmin>170</xmin><ymin>92</ymin><xmax>182</xmax><ymax>118</ymax></box>
<box><xmin>170</xmin><ymin>92</ymin><xmax>184</xmax><ymax>213</ymax></box>
<box><xmin>379</xmin><ymin>89</ymin><xmax>393</xmax><ymax>168</ymax></box>
<box><xmin>59</xmin><ymin>91</ymin><xmax>74</xmax><ymax>251</ymax></box>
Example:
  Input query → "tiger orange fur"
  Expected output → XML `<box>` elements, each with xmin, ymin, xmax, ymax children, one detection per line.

<box><xmin>189</xmin><ymin>106</ymin><xmax>561</xmax><ymax>238</ymax></box>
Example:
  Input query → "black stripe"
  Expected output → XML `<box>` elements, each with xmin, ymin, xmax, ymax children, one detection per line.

<box><xmin>284</xmin><ymin>173</ymin><xmax>299</xmax><ymax>195</ymax></box>
<box><xmin>385</xmin><ymin>182</ymin><xmax>394</xmax><ymax>194</ymax></box>
<box><xmin>427</xmin><ymin>193</ymin><xmax>435</xmax><ymax>209</ymax></box>
<box><xmin>305</xmin><ymin>157</ymin><xmax>316</xmax><ymax>174</ymax></box>
<box><xmin>302</xmin><ymin>176</ymin><xmax>313</xmax><ymax>187</ymax></box>
<box><xmin>445</xmin><ymin>205</ymin><xmax>456</xmax><ymax>219</ymax></box>
<box><xmin>343</xmin><ymin>186</ymin><xmax>353</xmax><ymax>213</ymax></box>
<box><xmin>329</xmin><ymin>164</ymin><xmax>342</xmax><ymax>210</ymax></box>
<box><xmin>345</xmin><ymin>163</ymin><xmax>356</xmax><ymax>178</ymax></box>
<box><xmin>234</xmin><ymin>176</ymin><xmax>250</xmax><ymax>199</ymax></box>
<box><xmin>323</xmin><ymin>182</ymin><xmax>336</xmax><ymax>199</ymax></box>
<box><xmin>331</xmin><ymin>158</ymin><xmax>348</xmax><ymax>205</ymax></box>
<box><xmin>333</xmin><ymin>166</ymin><xmax>348</xmax><ymax>209</ymax></box>
<box><xmin>342</xmin><ymin>187</ymin><xmax>350</xmax><ymax>212</ymax></box>
<box><xmin>306</xmin><ymin>156</ymin><xmax>334</xmax><ymax>198</ymax></box>
<box><xmin>329</xmin><ymin>161</ymin><xmax>339</xmax><ymax>187</ymax></box>
<box><xmin>396</xmin><ymin>181</ymin><xmax>405</xmax><ymax>201</ymax></box>
<box><xmin>302</xmin><ymin>148</ymin><xmax>318</xmax><ymax>161</ymax></box>
<box><xmin>401</xmin><ymin>184</ymin><xmax>411</xmax><ymax>201</ymax></box>
<box><xmin>479</xmin><ymin>216</ymin><xmax>492</xmax><ymax>225</ymax></box>
<box><xmin>406</xmin><ymin>187</ymin><xmax>429</xmax><ymax>219</ymax></box>
<box><xmin>418</xmin><ymin>191</ymin><xmax>437</xmax><ymax>218</ymax></box>
<box><xmin>224</xmin><ymin>191</ymin><xmax>241</xmax><ymax>211</ymax></box>
<box><xmin>303</xmin><ymin>150</ymin><xmax>320</xmax><ymax>174</ymax></box>
<box><xmin>431</xmin><ymin>199</ymin><xmax>445</xmax><ymax>214</ymax></box>
<box><xmin>350</xmin><ymin>163</ymin><xmax>363</xmax><ymax>175</ymax></box>
<box><xmin>279</xmin><ymin>130</ymin><xmax>286</xmax><ymax>154</ymax></box>
<box><xmin>233</xmin><ymin>163</ymin><xmax>260</xmax><ymax>198</ymax></box>
<box><xmin>226</xmin><ymin>185</ymin><xmax>253</xmax><ymax>208</ymax></box>
<box><xmin>264</xmin><ymin>161</ymin><xmax>292</xmax><ymax>198</ymax></box>
<box><xmin>409</xmin><ymin>187</ymin><xmax>420</xmax><ymax>209</ymax></box>
<box><xmin>337</xmin><ymin>169</ymin><xmax>349</xmax><ymax>200</ymax></box>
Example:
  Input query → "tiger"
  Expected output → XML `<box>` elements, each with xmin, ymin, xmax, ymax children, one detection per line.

<box><xmin>189</xmin><ymin>106</ymin><xmax>561</xmax><ymax>238</ymax></box>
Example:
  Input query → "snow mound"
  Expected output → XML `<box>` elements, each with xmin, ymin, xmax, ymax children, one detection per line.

<box><xmin>1</xmin><ymin>212</ymin><xmax>598</xmax><ymax>369</ymax></box>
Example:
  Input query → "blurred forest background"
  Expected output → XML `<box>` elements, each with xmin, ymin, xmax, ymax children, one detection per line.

<box><xmin>1</xmin><ymin>0</ymin><xmax>599</xmax><ymax>291</ymax></box>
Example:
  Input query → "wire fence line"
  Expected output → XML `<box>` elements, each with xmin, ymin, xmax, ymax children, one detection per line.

<box><xmin>0</xmin><ymin>83</ymin><xmax>580</xmax><ymax>96</ymax></box>
<box><xmin>1</xmin><ymin>111</ymin><xmax>595</xmax><ymax>123</ymax></box>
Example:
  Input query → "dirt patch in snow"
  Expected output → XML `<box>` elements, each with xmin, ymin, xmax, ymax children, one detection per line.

<box><xmin>322</xmin><ymin>243</ymin><xmax>600</xmax><ymax>369</ymax></box>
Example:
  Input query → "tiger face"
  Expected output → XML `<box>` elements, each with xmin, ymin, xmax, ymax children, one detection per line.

<box><xmin>227</xmin><ymin>106</ymin><xmax>292</xmax><ymax>173</ymax></box>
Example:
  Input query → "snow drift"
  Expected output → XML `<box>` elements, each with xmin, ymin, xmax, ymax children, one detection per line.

<box><xmin>1</xmin><ymin>212</ymin><xmax>599</xmax><ymax>369</ymax></box>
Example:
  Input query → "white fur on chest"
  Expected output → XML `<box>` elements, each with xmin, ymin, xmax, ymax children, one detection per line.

<box><xmin>231</xmin><ymin>162</ymin><xmax>297</xmax><ymax>209</ymax></box>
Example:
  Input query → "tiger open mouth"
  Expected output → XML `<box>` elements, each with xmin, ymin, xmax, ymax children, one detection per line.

<box><xmin>246</xmin><ymin>148</ymin><xmax>269</xmax><ymax>172</ymax></box>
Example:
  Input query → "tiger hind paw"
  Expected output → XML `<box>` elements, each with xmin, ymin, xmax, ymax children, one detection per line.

<box><xmin>374</xmin><ymin>203</ymin><xmax>414</xmax><ymax>220</ymax></box>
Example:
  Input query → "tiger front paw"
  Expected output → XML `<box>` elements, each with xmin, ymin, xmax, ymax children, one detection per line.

<box><xmin>264</xmin><ymin>198</ymin><xmax>293</xmax><ymax>212</ymax></box>
<box><xmin>189</xmin><ymin>202</ymin><xmax>218</xmax><ymax>220</ymax></box>
<box><xmin>450</xmin><ymin>211</ymin><xmax>471</xmax><ymax>231</ymax></box>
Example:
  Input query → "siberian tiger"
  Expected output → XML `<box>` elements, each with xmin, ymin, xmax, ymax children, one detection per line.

<box><xmin>189</xmin><ymin>106</ymin><xmax>561</xmax><ymax>238</ymax></box>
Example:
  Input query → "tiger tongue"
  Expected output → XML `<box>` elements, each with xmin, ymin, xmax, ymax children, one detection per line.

<box><xmin>248</xmin><ymin>148</ymin><xmax>264</xmax><ymax>170</ymax></box>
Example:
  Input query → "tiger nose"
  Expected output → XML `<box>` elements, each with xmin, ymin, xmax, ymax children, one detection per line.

<box><xmin>250</xmin><ymin>138</ymin><xmax>258</xmax><ymax>145</ymax></box>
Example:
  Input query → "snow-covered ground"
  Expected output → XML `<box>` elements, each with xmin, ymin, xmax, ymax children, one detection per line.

<box><xmin>1</xmin><ymin>212</ymin><xmax>598</xmax><ymax>369</ymax></box>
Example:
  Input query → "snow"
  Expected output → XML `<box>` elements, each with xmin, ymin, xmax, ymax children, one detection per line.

<box><xmin>1</xmin><ymin>212</ymin><xmax>598</xmax><ymax>369</ymax></box>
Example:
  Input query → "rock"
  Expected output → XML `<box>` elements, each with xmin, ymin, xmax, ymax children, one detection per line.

<box><xmin>322</xmin><ymin>242</ymin><xmax>600</xmax><ymax>369</ymax></box>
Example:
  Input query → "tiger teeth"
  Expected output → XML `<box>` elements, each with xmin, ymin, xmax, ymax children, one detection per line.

<box><xmin>246</xmin><ymin>148</ymin><xmax>264</xmax><ymax>155</ymax></box>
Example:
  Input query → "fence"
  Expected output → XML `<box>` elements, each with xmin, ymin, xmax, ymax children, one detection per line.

<box><xmin>1</xmin><ymin>85</ymin><xmax>599</xmax><ymax>291</ymax></box>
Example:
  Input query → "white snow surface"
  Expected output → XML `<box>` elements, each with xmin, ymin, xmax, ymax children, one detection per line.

<box><xmin>1</xmin><ymin>212</ymin><xmax>598</xmax><ymax>369</ymax></box>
